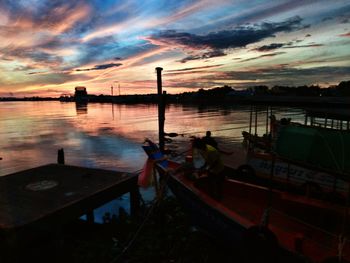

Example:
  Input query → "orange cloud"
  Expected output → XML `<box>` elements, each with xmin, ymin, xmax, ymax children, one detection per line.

<box><xmin>339</xmin><ymin>32</ymin><xmax>350</xmax><ymax>37</ymax></box>
<box><xmin>50</xmin><ymin>4</ymin><xmax>91</xmax><ymax>34</ymax></box>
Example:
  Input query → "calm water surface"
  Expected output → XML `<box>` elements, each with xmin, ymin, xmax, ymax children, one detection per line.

<box><xmin>0</xmin><ymin>101</ymin><xmax>305</xmax><ymax>176</ymax></box>
<box><xmin>0</xmin><ymin>101</ymin><xmax>305</xmax><ymax>222</ymax></box>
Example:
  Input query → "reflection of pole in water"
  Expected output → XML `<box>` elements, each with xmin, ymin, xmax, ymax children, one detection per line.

<box><xmin>111</xmin><ymin>103</ymin><xmax>114</xmax><ymax>120</ymax></box>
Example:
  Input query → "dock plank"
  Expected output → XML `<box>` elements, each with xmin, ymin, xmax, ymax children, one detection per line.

<box><xmin>0</xmin><ymin>164</ymin><xmax>138</xmax><ymax>230</ymax></box>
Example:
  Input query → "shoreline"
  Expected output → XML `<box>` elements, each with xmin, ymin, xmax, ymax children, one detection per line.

<box><xmin>0</xmin><ymin>95</ymin><xmax>349</xmax><ymax>107</ymax></box>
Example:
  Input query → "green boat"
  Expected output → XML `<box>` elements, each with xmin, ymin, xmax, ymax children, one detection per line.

<box><xmin>238</xmin><ymin>107</ymin><xmax>350</xmax><ymax>202</ymax></box>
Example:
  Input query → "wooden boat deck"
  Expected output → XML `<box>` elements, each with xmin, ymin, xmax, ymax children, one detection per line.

<box><xmin>220</xmin><ymin>143</ymin><xmax>247</xmax><ymax>170</ymax></box>
<box><xmin>193</xmin><ymin>176</ymin><xmax>350</xmax><ymax>262</ymax></box>
<box><xmin>0</xmin><ymin>164</ymin><xmax>139</xmax><ymax>231</ymax></box>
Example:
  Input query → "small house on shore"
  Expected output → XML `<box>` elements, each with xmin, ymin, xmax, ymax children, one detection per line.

<box><xmin>74</xmin><ymin>86</ymin><xmax>89</xmax><ymax>103</ymax></box>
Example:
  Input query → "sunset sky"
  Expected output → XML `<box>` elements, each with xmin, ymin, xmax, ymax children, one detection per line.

<box><xmin>0</xmin><ymin>0</ymin><xmax>349</xmax><ymax>97</ymax></box>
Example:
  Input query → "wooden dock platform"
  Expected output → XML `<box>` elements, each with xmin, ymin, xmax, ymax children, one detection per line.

<box><xmin>0</xmin><ymin>164</ymin><xmax>139</xmax><ymax>232</ymax></box>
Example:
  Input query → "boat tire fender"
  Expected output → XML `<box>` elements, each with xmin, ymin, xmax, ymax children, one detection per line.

<box><xmin>237</xmin><ymin>165</ymin><xmax>255</xmax><ymax>177</ymax></box>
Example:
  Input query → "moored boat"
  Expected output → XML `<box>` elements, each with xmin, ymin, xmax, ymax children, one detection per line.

<box><xmin>235</xmin><ymin>107</ymin><xmax>350</xmax><ymax>203</ymax></box>
<box><xmin>142</xmin><ymin>138</ymin><xmax>350</xmax><ymax>263</ymax></box>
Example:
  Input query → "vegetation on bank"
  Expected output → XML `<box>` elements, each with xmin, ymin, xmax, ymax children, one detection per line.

<box><xmin>1</xmin><ymin>80</ymin><xmax>349</xmax><ymax>104</ymax></box>
<box><xmin>20</xmin><ymin>196</ymin><xmax>231</xmax><ymax>263</ymax></box>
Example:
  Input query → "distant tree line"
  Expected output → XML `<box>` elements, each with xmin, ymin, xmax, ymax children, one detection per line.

<box><xmin>191</xmin><ymin>80</ymin><xmax>350</xmax><ymax>97</ymax></box>
<box><xmin>248</xmin><ymin>80</ymin><xmax>350</xmax><ymax>97</ymax></box>
<box><xmin>1</xmin><ymin>80</ymin><xmax>349</xmax><ymax>105</ymax></box>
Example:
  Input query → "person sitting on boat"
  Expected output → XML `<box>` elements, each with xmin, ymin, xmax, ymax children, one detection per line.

<box><xmin>202</xmin><ymin>130</ymin><xmax>218</xmax><ymax>149</ymax></box>
<box><xmin>202</xmin><ymin>131</ymin><xmax>234</xmax><ymax>155</ymax></box>
<box><xmin>192</xmin><ymin>137</ymin><xmax>225</xmax><ymax>200</ymax></box>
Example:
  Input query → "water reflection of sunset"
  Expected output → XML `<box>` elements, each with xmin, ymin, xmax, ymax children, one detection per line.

<box><xmin>0</xmin><ymin>101</ymin><xmax>305</xmax><ymax>176</ymax></box>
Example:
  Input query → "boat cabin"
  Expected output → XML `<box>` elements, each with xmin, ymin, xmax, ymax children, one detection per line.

<box><xmin>239</xmin><ymin>106</ymin><xmax>350</xmax><ymax>203</ymax></box>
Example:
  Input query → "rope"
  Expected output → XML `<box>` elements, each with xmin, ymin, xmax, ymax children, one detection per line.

<box><xmin>338</xmin><ymin>235</ymin><xmax>347</xmax><ymax>260</ymax></box>
<box><xmin>109</xmin><ymin>199</ymin><xmax>158</xmax><ymax>263</ymax></box>
<box><xmin>315</xmin><ymin>130</ymin><xmax>342</xmax><ymax>172</ymax></box>
<box><xmin>110</xmin><ymin>165</ymin><xmax>171</xmax><ymax>263</ymax></box>
<box><xmin>260</xmin><ymin>207</ymin><xmax>271</xmax><ymax>227</ymax></box>
<box><xmin>178</xmin><ymin>125</ymin><xmax>252</xmax><ymax>136</ymax></box>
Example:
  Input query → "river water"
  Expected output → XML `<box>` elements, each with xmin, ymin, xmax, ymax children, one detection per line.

<box><xmin>0</xmin><ymin>101</ymin><xmax>304</xmax><ymax>221</ymax></box>
<box><xmin>0</xmin><ymin>101</ymin><xmax>306</xmax><ymax>176</ymax></box>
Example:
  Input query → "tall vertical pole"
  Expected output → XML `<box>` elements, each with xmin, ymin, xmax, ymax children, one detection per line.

<box><xmin>254</xmin><ymin>106</ymin><xmax>258</xmax><ymax>135</ymax></box>
<box><xmin>265</xmin><ymin>106</ymin><xmax>269</xmax><ymax>135</ymax></box>
<box><xmin>156</xmin><ymin>67</ymin><xmax>165</xmax><ymax>152</ymax></box>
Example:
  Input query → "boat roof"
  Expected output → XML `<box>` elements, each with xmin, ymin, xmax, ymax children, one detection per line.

<box><xmin>305</xmin><ymin>108</ymin><xmax>350</xmax><ymax>121</ymax></box>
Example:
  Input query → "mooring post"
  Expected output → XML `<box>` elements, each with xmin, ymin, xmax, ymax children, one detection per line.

<box><xmin>156</xmin><ymin>67</ymin><xmax>165</xmax><ymax>152</ymax></box>
<box><xmin>86</xmin><ymin>211</ymin><xmax>95</xmax><ymax>223</ymax></box>
<box><xmin>57</xmin><ymin>148</ymin><xmax>65</xmax><ymax>164</ymax></box>
<box><xmin>130</xmin><ymin>183</ymin><xmax>140</xmax><ymax>218</ymax></box>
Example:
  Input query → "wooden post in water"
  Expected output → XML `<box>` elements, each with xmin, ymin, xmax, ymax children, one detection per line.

<box><xmin>57</xmin><ymin>148</ymin><xmax>65</xmax><ymax>164</ymax></box>
<box><xmin>86</xmin><ymin>211</ymin><xmax>95</xmax><ymax>223</ymax></box>
<box><xmin>254</xmin><ymin>106</ymin><xmax>258</xmax><ymax>135</ymax></box>
<box><xmin>265</xmin><ymin>106</ymin><xmax>269</xmax><ymax>135</ymax></box>
<box><xmin>130</xmin><ymin>184</ymin><xmax>140</xmax><ymax>217</ymax></box>
<box><xmin>156</xmin><ymin>67</ymin><xmax>165</xmax><ymax>152</ymax></box>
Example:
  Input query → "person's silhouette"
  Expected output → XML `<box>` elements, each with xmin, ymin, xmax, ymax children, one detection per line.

<box><xmin>202</xmin><ymin>131</ymin><xmax>218</xmax><ymax>149</ymax></box>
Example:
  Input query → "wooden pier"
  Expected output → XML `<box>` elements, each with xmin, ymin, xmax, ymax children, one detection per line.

<box><xmin>0</xmin><ymin>163</ymin><xmax>139</xmax><ymax>260</ymax></box>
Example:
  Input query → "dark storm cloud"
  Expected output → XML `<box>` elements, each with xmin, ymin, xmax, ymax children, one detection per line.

<box><xmin>76</xmin><ymin>62</ymin><xmax>122</xmax><ymax>71</ymax></box>
<box><xmin>241</xmin><ymin>52</ymin><xmax>286</xmax><ymax>62</ymax></box>
<box><xmin>1</xmin><ymin>46</ymin><xmax>63</xmax><ymax>65</ymax></box>
<box><xmin>179</xmin><ymin>50</ymin><xmax>226</xmax><ymax>63</ymax></box>
<box><xmin>206</xmin><ymin>66</ymin><xmax>350</xmax><ymax>86</ymax></box>
<box><xmin>148</xmin><ymin>16</ymin><xmax>307</xmax><ymax>63</ymax></box>
<box><xmin>164</xmin><ymin>65</ymin><xmax>224</xmax><ymax>76</ymax></box>
<box><xmin>254</xmin><ymin>42</ymin><xmax>323</xmax><ymax>52</ymax></box>
<box><xmin>165</xmin><ymin>65</ymin><xmax>223</xmax><ymax>72</ymax></box>
<box><xmin>254</xmin><ymin>43</ymin><xmax>285</xmax><ymax>51</ymax></box>
<box><xmin>151</xmin><ymin>16</ymin><xmax>305</xmax><ymax>50</ymax></box>
<box><xmin>283</xmin><ymin>43</ymin><xmax>324</xmax><ymax>48</ymax></box>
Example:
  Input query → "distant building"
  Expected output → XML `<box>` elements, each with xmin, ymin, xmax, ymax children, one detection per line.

<box><xmin>74</xmin><ymin>86</ymin><xmax>89</xmax><ymax>103</ymax></box>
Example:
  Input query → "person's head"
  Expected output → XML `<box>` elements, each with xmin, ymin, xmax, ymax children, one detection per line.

<box><xmin>206</xmin><ymin>131</ymin><xmax>211</xmax><ymax>137</ymax></box>
<box><xmin>192</xmin><ymin>137</ymin><xmax>206</xmax><ymax>150</ymax></box>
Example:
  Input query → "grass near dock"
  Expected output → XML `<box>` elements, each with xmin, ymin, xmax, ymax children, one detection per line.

<box><xmin>23</xmin><ymin>196</ymin><xmax>231</xmax><ymax>263</ymax></box>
